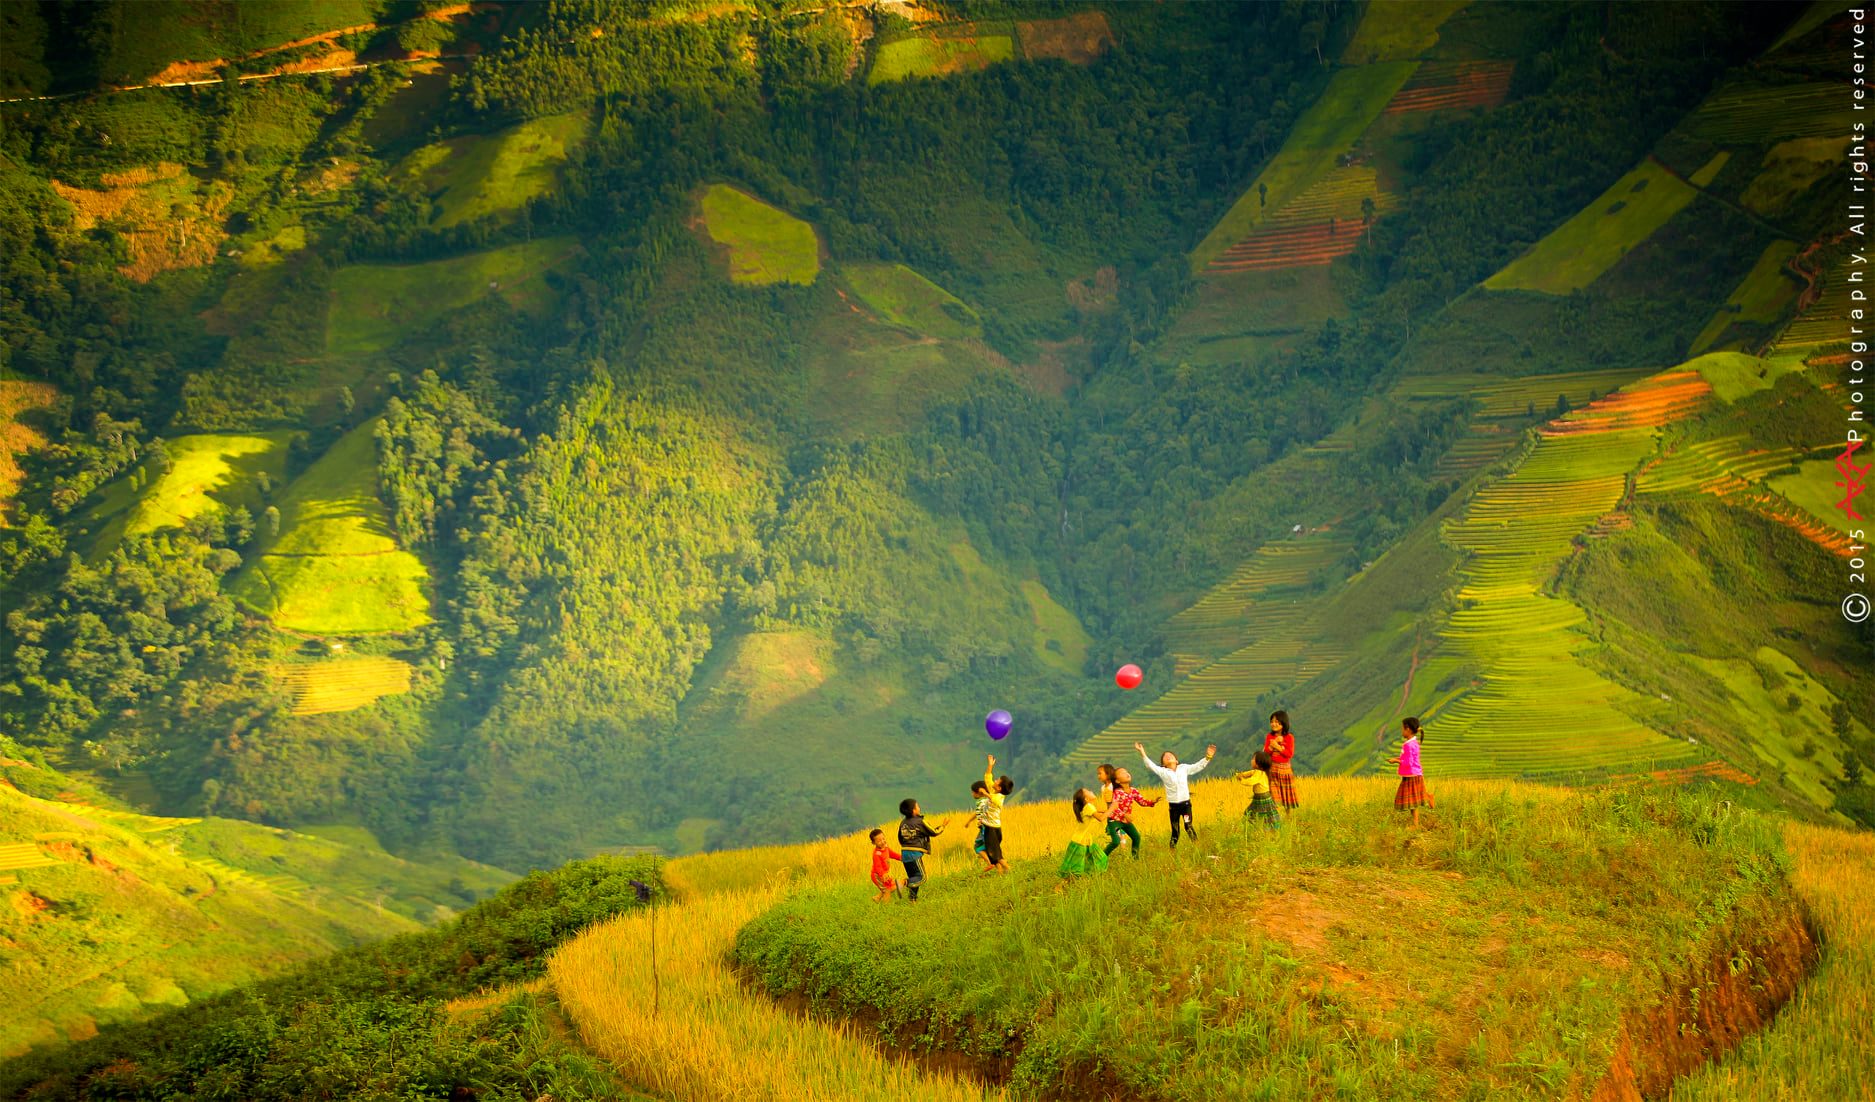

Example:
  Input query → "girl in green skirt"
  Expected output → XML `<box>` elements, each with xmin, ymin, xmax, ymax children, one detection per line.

<box><xmin>1235</xmin><ymin>750</ymin><xmax>1282</xmax><ymax>831</ymax></box>
<box><xmin>1058</xmin><ymin>787</ymin><xmax>1111</xmax><ymax>882</ymax></box>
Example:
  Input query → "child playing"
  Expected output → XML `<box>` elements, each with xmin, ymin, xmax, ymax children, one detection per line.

<box><xmin>1264</xmin><ymin>710</ymin><xmax>1299</xmax><ymax>811</ymax></box>
<box><xmin>971</xmin><ymin>753</ymin><xmax>1011</xmax><ymax>874</ymax></box>
<box><xmin>1103</xmin><ymin>766</ymin><xmax>1157</xmax><ymax>859</ymax></box>
<box><xmin>1235</xmin><ymin>750</ymin><xmax>1282</xmax><ymax>831</ymax></box>
<box><xmin>1135</xmin><ymin>740</ymin><xmax>1217</xmax><ymax>849</ymax></box>
<box><xmin>1057</xmin><ymin>787</ymin><xmax>1110</xmax><ymax>886</ymax></box>
<box><xmin>1387</xmin><ymin>717</ymin><xmax>1433</xmax><ymax>828</ymax></box>
<box><xmin>969</xmin><ymin>770</ymin><xmax>991</xmax><ymax>871</ymax></box>
<box><xmin>896</xmin><ymin>798</ymin><xmax>950</xmax><ymax>902</ymax></box>
<box><xmin>868</xmin><ymin>828</ymin><xmax>903</xmax><ymax>902</ymax></box>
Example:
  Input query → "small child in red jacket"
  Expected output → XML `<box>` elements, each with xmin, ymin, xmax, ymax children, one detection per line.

<box><xmin>868</xmin><ymin>827</ymin><xmax>903</xmax><ymax>902</ymax></box>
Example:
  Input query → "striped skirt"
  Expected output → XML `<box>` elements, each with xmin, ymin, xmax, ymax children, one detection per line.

<box><xmin>1394</xmin><ymin>775</ymin><xmax>1433</xmax><ymax>810</ymax></box>
<box><xmin>1246</xmin><ymin>791</ymin><xmax>1282</xmax><ymax>830</ymax></box>
<box><xmin>1269</xmin><ymin>761</ymin><xmax>1298</xmax><ymax>808</ymax></box>
<box><xmin>1058</xmin><ymin>841</ymin><xmax>1110</xmax><ymax>878</ymax></box>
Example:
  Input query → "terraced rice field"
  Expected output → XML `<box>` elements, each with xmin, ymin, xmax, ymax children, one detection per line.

<box><xmin>1398</xmin><ymin>368</ymin><xmax>1646</xmax><ymax>419</ymax></box>
<box><xmin>53</xmin><ymin>806</ymin><xmax>201</xmax><ymax>834</ymax></box>
<box><xmin>1383</xmin><ymin>60</ymin><xmax>1514</xmax><ymax>114</ymax></box>
<box><xmin>397</xmin><ymin>111</ymin><xmax>590</xmax><ymax>230</ymax></box>
<box><xmin>228</xmin><ymin>420</ymin><xmax>432</xmax><ymax>636</ymax></box>
<box><xmin>1205</xmin><ymin>166</ymin><xmax>1393</xmax><ymax>273</ymax></box>
<box><xmin>188</xmin><ymin>855</ymin><xmax>308</xmax><ymax>896</ymax></box>
<box><xmin>1688</xmin><ymin>241</ymin><xmax>1801</xmax><ymax>355</ymax></box>
<box><xmin>1431</xmin><ymin>400</ymin><xmax>1703</xmax><ymax>778</ymax></box>
<box><xmin>1688</xmin><ymin>351</ymin><xmax>1804</xmax><ymax>403</ymax></box>
<box><xmin>0</xmin><ymin>378</ymin><xmax>56</xmax><ymax>518</ymax></box>
<box><xmin>1765</xmin><ymin>460</ymin><xmax>1866</xmax><ymax>546</ymax></box>
<box><xmin>276</xmin><ymin>655</ymin><xmax>414</xmax><ymax>715</ymax></box>
<box><xmin>1637</xmin><ymin>434</ymin><xmax>1800</xmax><ymax>496</ymax></box>
<box><xmin>697</xmin><ymin>184</ymin><xmax>820</xmax><ymax>286</ymax></box>
<box><xmin>1066</xmin><ymin>637</ymin><xmax>1347</xmax><ymax>764</ymax></box>
<box><xmin>0</xmin><ymin>842</ymin><xmax>60</xmax><ymax>872</ymax></box>
<box><xmin>1608</xmin><ymin>760</ymin><xmax>1759</xmax><ymax>787</ymax></box>
<box><xmin>1684</xmin><ymin>82</ymin><xmax>1854</xmax><ymax>145</ymax></box>
<box><xmin>1537</xmin><ymin>369</ymin><xmax>1712</xmax><ymax>436</ymax></box>
<box><xmin>1339</xmin><ymin>0</ymin><xmax>1468</xmax><ymax>64</ymax></box>
<box><xmin>1189</xmin><ymin>61</ymin><xmax>1417</xmax><ymax>273</ymax></box>
<box><xmin>1765</xmin><ymin>255</ymin><xmax>1855</xmax><ymax>361</ymax></box>
<box><xmin>1435</xmin><ymin>425</ymin><xmax>1520</xmax><ymax>478</ymax></box>
<box><xmin>1066</xmin><ymin>536</ymin><xmax>1348</xmax><ymax>763</ymax></box>
<box><xmin>327</xmin><ymin>237</ymin><xmax>580</xmax><ymax>358</ymax></box>
<box><xmin>1162</xmin><ymin>536</ymin><xmax>1350</xmax><ymax>655</ymax></box>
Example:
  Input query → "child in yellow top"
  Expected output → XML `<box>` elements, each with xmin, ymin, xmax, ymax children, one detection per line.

<box><xmin>971</xmin><ymin>753</ymin><xmax>1011</xmax><ymax>873</ymax></box>
<box><xmin>1057</xmin><ymin>787</ymin><xmax>1110</xmax><ymax>883</ymax></box>
<box><xmin>1235</xmin><ymin>750</ymin><xmax>1282</xmax><ymax>830</ymax></box>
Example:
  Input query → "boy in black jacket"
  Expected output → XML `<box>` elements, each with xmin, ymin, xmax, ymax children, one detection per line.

<box><xmin>896</xmin><ymin>798</ymin><xmax>950</xmax><ymax>902</ymax></box>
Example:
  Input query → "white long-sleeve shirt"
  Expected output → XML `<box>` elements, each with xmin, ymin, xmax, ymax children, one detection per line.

<box><xmin>1139</xmin><ymin>750</ymin><xmax>1212</xmax><ymax>803</ymax></box>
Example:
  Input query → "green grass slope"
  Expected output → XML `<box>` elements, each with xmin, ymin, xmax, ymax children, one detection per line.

<box><xmin>842</xmin><ymin>262</ymin><xmax>982</xmax><ymax>341</ymax></box>
<box><xmin>697</xmin><ymin>184</ymin><xmax>819</xmax><ymax>286</ymax></box>
<box><xmin>0</xmin><ymin>854</ymin><xmax>654</xmax><ymax>1101</ymax></box>
<box><xmin>737</xmin><ymin>782</ymin><xmax>1807</xmax><ymax>1101</ymax></box>
<box><xmin>397</xmin><ymin>111</ymin><xmax>591</xmax><ymax>230</ymax></box>
<box><xmin>327</xmin><ymin>237</ymin><xmax>579</xmax><ymax>359</ymax></box>
<box><xmin>78</xmin><ymin>431</ymin><xmax>294</xmax><ymax>549</ymax></box>
<box><xmin>228</xmin><ymin>420</ymin><xmax>431</xmax><ymax>635</ymax></box>
<box><xmin>870</xmin><ymin>26</ymin><xmax>1017</xmax><ymax>86</ymax></box>
<box><xmin>1687</xmin><ymin>242</ymin><xmax>1801</xmax><ymax>355</ymax></box>
<box><xmin>1484</xmin><ymin>157</ymin><xmax>1724</xmax><ymax>295</ymax></box>
<box><xmin>0</xmin><ymin>751</ymin><xmax>511</xmax><ymax>1059</ymax></box>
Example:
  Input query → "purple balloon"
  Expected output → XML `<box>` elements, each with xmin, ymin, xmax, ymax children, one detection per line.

<box><xmin>985</xmin><ymin>709</ymin><xmax>1013</xmax><ymax>740</ymax></box>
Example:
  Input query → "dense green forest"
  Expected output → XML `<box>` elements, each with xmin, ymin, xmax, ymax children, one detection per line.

<box><xmin>1</xmin><ymin>0</ymin><xmax>1862</xmax><ymax>895</ymax></box>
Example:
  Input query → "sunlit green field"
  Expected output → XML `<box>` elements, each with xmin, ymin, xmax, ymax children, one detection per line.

<box><xmin>79</xmin><ymin>432</ymin><xmax>294</xmax><ymax>550</ymax></box>
<box><xmin>326</xmin><ymin>237</ymin><xmax>579</xmax><ymax>357</ymax></box>
<box><xmin>843</xmin><ymin>262</ymin><xmax>982</xmax><ymax>340</ymax></box>
<box><xmin>398</xmin><ymin>111</ymin><xmax>591</xmax><ymax>229</ymax></box>
<box><xmin>698</xmin><ymin>184</ymin><xmax>819</xmax><ymax>285</ymax></box>
<box><xmin>228</xmin><ymin>420</ymin><xmax>431</xmax><ymax>634</ymax></box>
<box><xmin>1484</xmin><ymin>157</ymin><xmax>1722</xmax><ymax>295</ymax></box>
<box><xmin>869</xmin><ymin>30</ymin><xmax>1016</xmax><ymax>86</ymax></box>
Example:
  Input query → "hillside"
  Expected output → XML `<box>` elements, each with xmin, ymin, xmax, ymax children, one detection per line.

<box><xmin>559</xmin><ymin>779</ymin><xmax>1868</xmax><ymax>1102</ymax></box>
<box><xmin>0</xmin><ymin>740</ymin><xmax>511</xmax><ymax>1059</ymax></box>
<box><xmin>0</xmin><ymin>0</ymin><xmax>1868</xmax><ymax>1063</ymax></box>
<box><xmin>12</xmin><ymin>777</ymin><xmax>1870</xmax><ymax>1101</ymax></box>
<box><xmin>0</xmin><ymin>849</ymin><xmax>661</xmax><ymax>1099</ymax></box>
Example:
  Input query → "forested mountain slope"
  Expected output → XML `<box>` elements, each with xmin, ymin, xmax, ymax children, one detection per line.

<box><xmin>0</xmin><ymin>0</ymin><xmax>1862</xmax><ymax>977</ymax></box>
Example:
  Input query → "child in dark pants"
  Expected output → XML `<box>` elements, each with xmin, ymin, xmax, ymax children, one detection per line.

<box><xmin>896</xmin><ymin>798</ymin><xmax>949</xmax><ymax>901</ymax></box>
<box><xmin>1135</xmin><ymin>740</ymin><xmax>1216</xmax><ymax>848</ymax></box>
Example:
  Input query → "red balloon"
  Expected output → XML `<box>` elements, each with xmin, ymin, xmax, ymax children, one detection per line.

<box><xmin>1115</xmin><ymin>664</ymin><xmax>1143</xmax><ymax>690</ymax></box>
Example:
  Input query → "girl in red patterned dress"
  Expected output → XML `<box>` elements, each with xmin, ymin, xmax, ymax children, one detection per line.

<box><xmin>1387</xmin><ymin>717</ymin><xmax>1433</xmax><ymax>828</ymax></box>
<box><xmin>1264</xmin><ymin>710</ymin><xmax>1299</xmax><ymax>812</ymax></box>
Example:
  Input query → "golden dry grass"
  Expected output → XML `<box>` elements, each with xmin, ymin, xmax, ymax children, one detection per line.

<box><xmin>0</xmin><ymin>379</ymin><xmax>57</xmax><ymax>517</ymax></box>
<box><xmin>50</xmin><ymin>165</ymin><xmax>229</xmax><ymax>282</ymax></box>
<box><xmin>551</xmin><ymin>776</ymin><xmax>1565</xmax><ymax>1102</ymax></box>
<box><xmin>552</xmin><ymin>886</ymin><xmax>998</xmax><ymax>1102</ymax></box>
<box><xmin>1670</xmin><ymin>822</ymin><xmax>1875</xmax><ymax>1102</ymax></box>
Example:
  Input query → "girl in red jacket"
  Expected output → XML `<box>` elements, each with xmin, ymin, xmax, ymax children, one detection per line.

<box><xmin>1264</xmin><ymin>710</ymin><xmax>1299</xmax><ymax>811</ymax></box>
